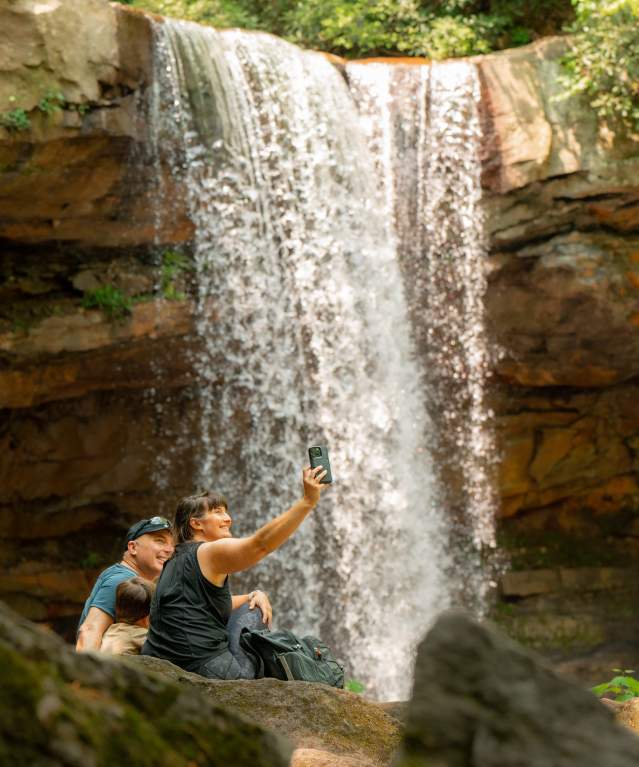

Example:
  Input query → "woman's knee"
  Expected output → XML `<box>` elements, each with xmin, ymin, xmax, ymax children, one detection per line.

<box><xmin>229</xmin><ymin>602</ymin><xmax>265</xmax><ymax>632</ymax></box>
<box><xmin>243</xmin><ymin>605</ymin><xmax>264</xmax><ymax>630</ymax></box>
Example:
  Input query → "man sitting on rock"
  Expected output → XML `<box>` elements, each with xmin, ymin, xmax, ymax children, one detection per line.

<box><xmin>76</xmin><ymin>516</ymin><xmax>174</xmax><ymax>652</ymax></box>
<box><xmin>100</xmin><ymin>576</ymin><xmax>155</xmax><ymax>655</ymax></box>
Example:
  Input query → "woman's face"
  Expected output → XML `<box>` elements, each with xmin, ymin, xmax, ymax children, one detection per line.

<box><xmin>193</xmin><ymin>505</ymin><xmax>232</xmax><ymax>541</ymax></box>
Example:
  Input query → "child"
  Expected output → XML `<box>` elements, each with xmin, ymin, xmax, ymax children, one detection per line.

<box><xmin>99</xmin><ymin>577</ymin><xmax>155</xmax><ymax>655</ymax></box>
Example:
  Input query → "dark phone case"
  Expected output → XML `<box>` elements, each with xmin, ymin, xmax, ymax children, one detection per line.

<box><xmin>309</xmin><ymin>446</ymin><xmax>333</xmax><ymax>484</ymax></box>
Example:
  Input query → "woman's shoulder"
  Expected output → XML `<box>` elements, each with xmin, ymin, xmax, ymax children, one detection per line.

<box><xmin>173</xmin><ymin>541</ymin><xmax>202</xmax><ymax>558</ymax></box>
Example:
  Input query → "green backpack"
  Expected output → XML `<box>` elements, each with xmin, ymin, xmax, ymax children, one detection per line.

<box><xmin>239</xmin><ymin>627</ymin><xmax>344</xmax><ymax>688</ymax></box>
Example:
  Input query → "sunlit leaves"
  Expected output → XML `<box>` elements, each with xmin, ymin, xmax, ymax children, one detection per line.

<box><xmin>563</xmin><ymin>0</ymin><xmax>639</xmax><ymax>132</ymax></box>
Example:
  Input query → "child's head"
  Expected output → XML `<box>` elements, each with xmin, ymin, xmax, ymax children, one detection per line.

<box><xmin>115</xmin><ymin>577</ymin><xmax>155</xmax><ymax>626</ymax></box>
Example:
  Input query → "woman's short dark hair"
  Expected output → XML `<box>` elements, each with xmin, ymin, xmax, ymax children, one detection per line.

<box><xmin>115</xmin><ymin>577</ymin><xmax>155</xmax><ymax>624</ymax></box>
<box><xmin>174</xmin><ymin>490</ymin><xmax>228</xmax><ymax>544</ymax></box>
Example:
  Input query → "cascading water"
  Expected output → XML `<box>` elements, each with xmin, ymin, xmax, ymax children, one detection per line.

<box><xmin>347</xmin><ymin>60</ymin><xmax>498</xmax><ymax>608</ymax></box>
<box><xmin>147</xmin><ymin>20</ymin><xmax>496</xmax><ymax>697</ymax></box>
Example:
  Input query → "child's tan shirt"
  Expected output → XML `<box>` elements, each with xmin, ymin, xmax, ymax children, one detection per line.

<box><xmin>100</xmin><ymin>623</ymin><xmax>148</xmax><ymax>655</ymax></box>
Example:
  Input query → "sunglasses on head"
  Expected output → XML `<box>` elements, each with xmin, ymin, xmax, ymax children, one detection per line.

<box><xmin>127</xmin><ymin>516</ymin><xmax>173</xmax><ymax>543</ymax></box>
<box><xmin>148</xmin><ymin>516</ymin><xmax>171</xmax><ymax>527</ymax></box>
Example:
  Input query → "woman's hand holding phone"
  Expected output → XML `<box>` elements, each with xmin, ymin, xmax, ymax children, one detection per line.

<box><xmin>302</xmin><ymin>465</ymin><xmax>328</xmax><ymax>506</ymax></box>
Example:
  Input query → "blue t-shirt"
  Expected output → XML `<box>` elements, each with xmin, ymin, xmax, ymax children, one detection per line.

<box><xmin>78</xmin><ymin>563</ymin><xmax>137</xmax><ymax>629</ymax></box>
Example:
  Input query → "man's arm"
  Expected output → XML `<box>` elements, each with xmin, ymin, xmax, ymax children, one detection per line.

<box><xmin>198</xmin><ymin>466</ymin><xmax>326</xmax><ymax>578</ymax></box>
<box><xmin>76</xmin><ymin>606</ymin><xmax>113</xmax><ymax>652</ymax></box>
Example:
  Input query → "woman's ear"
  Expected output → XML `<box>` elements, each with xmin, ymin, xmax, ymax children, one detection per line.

<box><xmin>189</xmin><ymin>515</ymin><xmax>203</xmax><ymax>532</ymax></box>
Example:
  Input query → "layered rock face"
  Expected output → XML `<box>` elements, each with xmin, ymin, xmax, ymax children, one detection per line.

<box><xmin>0</xmin><ymin>0</ymin><xmax>200</xmax><ymax>634</ymax></box>
<box><xmin>477</xmin><ymin>39</ymin><xmax>639</xmax><ymax>655</ymax></box>
<box><xmin>1</xmin><ymin>0</ymin><xmax>638</xmax><ymax>656</ymax></box>
<box><xmin>480</xmin><ymin>38</ymin><xmax>639</xmax><ymax>526</ymax></box>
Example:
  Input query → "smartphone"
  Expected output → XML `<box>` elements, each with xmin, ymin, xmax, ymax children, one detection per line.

<box><xmin>308</xmin><ymin>445</ymin><xmax>333</xmax><ymax>484</ymax></box>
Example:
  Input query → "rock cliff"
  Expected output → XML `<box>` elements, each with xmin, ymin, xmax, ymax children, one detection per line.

<box><xmin>480</xmin><ymin>38</ymin><xmax>639</xmax><ymax>528</ymax></box>
<box><xmin>1</xmin><ymin>0</ymin><xmax>638</xmax><ymax>657</ymax></box>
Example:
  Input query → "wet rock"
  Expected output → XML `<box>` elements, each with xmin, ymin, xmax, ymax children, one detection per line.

<box><xmin>0</xmin><ymin>601</ymin><xmax>290</xmax><ymax>766</ymax></box>
<box><xmin>396</xmin><ymin>612</ymin><xmax>639</xmax><ymax>767</ymax></box>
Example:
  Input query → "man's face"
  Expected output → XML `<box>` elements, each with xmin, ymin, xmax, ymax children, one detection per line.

<box><xmin>129</xmin><ymin>530</ymin><xmax>174</xmax><ymax>578</ymax></box>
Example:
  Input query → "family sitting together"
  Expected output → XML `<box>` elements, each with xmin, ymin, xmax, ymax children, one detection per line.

<box><xmin>76</xmin><ymin>465</ymin><xmax>327</xmax><ymax>680</ymax></box>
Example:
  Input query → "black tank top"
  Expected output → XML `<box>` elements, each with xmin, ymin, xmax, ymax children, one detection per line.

<box><xmin>141</xmin><ymin>541</ymin><xmax>232</xmax><ymax>671</ymax></box>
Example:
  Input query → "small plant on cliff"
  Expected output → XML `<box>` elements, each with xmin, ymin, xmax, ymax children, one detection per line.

<box><xmin>562</xmin><ymin>0</ymin><xmax>639</xmax><ymax>132</ymax></box>
<box><xmin>592</xmin><ymin>670</ymin><xmax>639</xmax><ymax>701</ymax></box>
<box><xmin>82</xmin><ymin>284</ymin><xmax>133</xmax><ymax>321</ymax></box>
<box><xmin>160</xmin><ymin>249</ymin><xmax>190</xmax><ymax>300</ymax></box>
<box><xmin>37</xmin><ymin>89</ymin><xmax>66</xmax><ymax>117</ymax></box>
<box><xmin>0</xmin><ymin>96</ymin><xmax>30</xmax><ymax>133</ymax></box>
<box><xmin>80</xmin><ymin>551</ymin><xmax>105</xmax><ymax>569</ymax></box>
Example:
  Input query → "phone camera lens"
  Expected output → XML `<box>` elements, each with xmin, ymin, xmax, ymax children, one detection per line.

<box><xmin>311</xmin><ymin>447</ymin><xmax>322</xmax><ymax>457</ymax></box>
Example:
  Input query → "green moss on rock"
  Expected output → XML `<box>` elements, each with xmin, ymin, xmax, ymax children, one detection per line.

<box><xmin>0</xmin><ymin>602</ymin><xmax>290</xmax><ymax>766</ymax></box>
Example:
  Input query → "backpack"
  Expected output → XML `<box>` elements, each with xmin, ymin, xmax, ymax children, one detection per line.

<box><xmin>239</xmin><ymin>627</ymin><xmax>344</xmax><ymax>688</ymax></box>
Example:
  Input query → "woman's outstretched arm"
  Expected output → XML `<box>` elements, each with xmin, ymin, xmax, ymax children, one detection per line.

<box><xmin>197</xmin><ymin>465</ymin><xmax>327</xmax><ymax>578</ymax></box>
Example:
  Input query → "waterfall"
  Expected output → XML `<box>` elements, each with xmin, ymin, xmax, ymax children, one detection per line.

<box><xmin>148</xmin><ymin>20</ymin><xmax>495</xmax><ymax>698</ymax></box>
<box><xmin>347</xmin><ymin>61</ymin><xmax>498</xmax><ymax>588</ymax></box>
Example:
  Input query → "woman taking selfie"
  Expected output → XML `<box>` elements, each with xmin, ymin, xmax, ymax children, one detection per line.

<box><xmin>141</xmin><ymin>465</ymin><xmax>327</xmax><ymax>679</ymax></box>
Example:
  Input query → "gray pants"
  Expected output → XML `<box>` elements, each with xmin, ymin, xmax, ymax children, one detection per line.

<box><xmin>198</xmin><ymin>603</ymin><xmax>265</xmax><ymax>680</ymax></box>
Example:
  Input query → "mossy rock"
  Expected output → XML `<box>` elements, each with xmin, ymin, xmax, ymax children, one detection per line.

<box><xmin>0</xmin><ymin>601</ymin><xmax>290</xmax><ymax>766</ymax></box>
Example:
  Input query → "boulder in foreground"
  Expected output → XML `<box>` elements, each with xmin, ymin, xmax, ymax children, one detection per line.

<box><xmin>395</xmin><ymin>611</ymin><xmax>639</xmax><ymax>767</ymax></box>
<box><xmin>0</xmin><ymin>601</ymin><xmax>289</xmax><ymax>766</ymax></box>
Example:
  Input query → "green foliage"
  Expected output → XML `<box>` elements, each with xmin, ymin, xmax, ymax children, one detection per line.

<box><xmin>38</xmin><ymin>89</ymin><xmax>66</xmax><ymax>117</ymax></box>
<box><xmin>11</xmin><ymin>317</ymin><xmax>32</xmax><ymax>334</ymax></box>
<box><xmin>421</xmin><ymin>14</ymin><xmax>504</xmax><ymax>58</ymax></box>
<box><xmin>130</xmin><ymin>0</ymin><xmax>262</xmax><ymax>28</ymax></box>
<box><xmin>344</xmin><ymin>678</ymin><xmax>366</xmax><ymax>694</ymax></box>
<box><xmin>283</xmin><ymin>0</ymin><xmax>527</xmax><ymax>58</ymax></box>
<box><xmin>160</xmin><ymin>249</ymin><xmax>190</xmax><ymax>300</ymax></box>
<box><xmin>592</xmin><ymin>670</ymin><xmax>639</xmax><ymax>701</ymax></box>
<box><xmin>284</xmin><ymin>0</ymin><xmax>430</xmax><ymax>57</ymax></box>
<box><xmin>0</xmin><ymin>98</ymin><xmax>30</xmax><ymax>132</ymax></box>
<box><xmin>81</xmin><ymin>284</ymin><xmax>133</xmax><ymax>321</ymax></box>
<box><xmin>80</xmin><ymin>551</ymin><xmax>105</xmax><ymax>569</ymax></box>
<box><xmin>129</xmin><ymin>0</ymin><xmax>573</xmax><ymax>58</ymax></box>
<box><xmin>562</xmin><ymin>0</ymin><xmax>639</xmax><ymax>132</ymax></box>
<box><xmin>1</xmin><ymin>89</ymin><xmax>66</xmax><ymax>134</ymax></box>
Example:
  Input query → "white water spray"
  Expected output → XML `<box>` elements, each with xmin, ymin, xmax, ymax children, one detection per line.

<box><xmin>348</xmin><ymin>60</ymin><xmax>498</xmax><ymax>557</ymax></box>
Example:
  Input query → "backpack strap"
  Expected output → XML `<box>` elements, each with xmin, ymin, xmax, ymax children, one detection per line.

<box><xmin>277</xmin><ymin>654</ymin><xmax>295</xmax><ymax>681</ymax></box>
